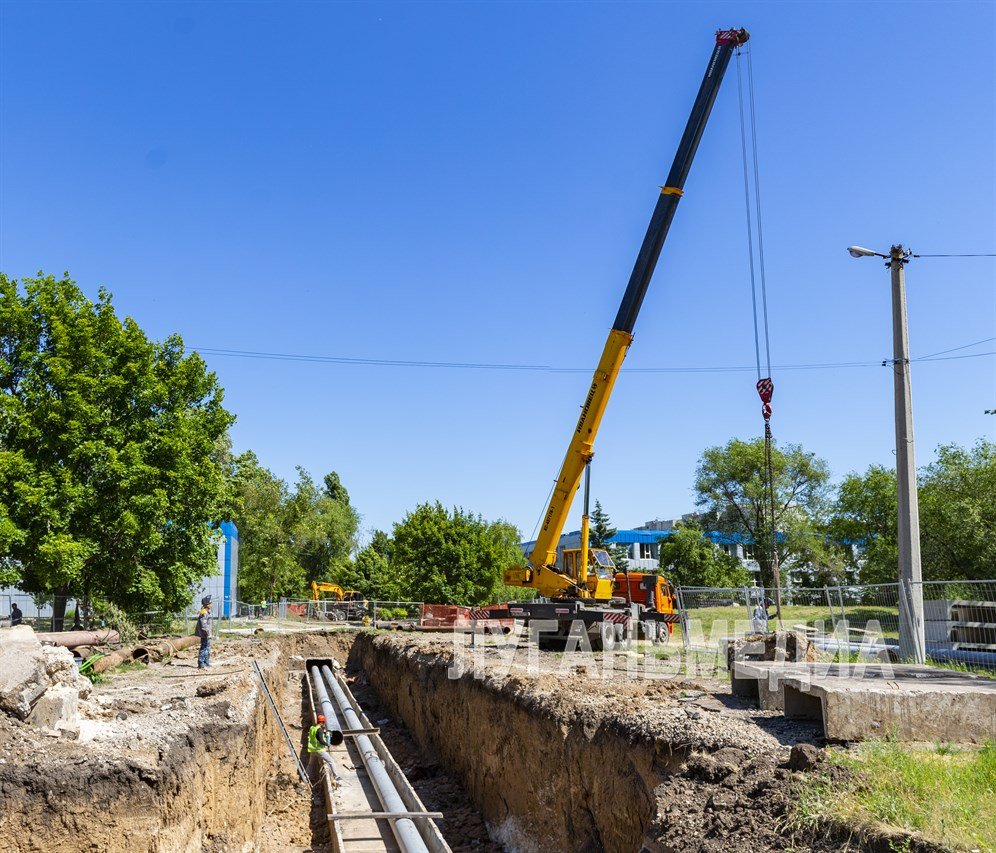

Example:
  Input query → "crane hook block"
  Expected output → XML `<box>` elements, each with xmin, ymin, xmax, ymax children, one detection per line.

<box><xmin>716</xmin><ymin>28</ymin><xmax>750</xmax><ymax>46</ymax></box>
<box><xmin>756</xmin><ymin>377</ymin><xmax>774</xmax><ymax>421</ymax></box>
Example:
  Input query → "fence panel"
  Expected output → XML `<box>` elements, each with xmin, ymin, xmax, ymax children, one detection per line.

<box><xmin>674</xmin><ymin>580</ymin><xmax>996</xmax><ymax>669</ymax></box>
<box><xmin>918</xmin><ymin>579</ymin><xmax>996</xmax><ymax>667</ymax></box>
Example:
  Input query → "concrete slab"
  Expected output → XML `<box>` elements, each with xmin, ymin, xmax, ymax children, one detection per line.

<box><xmin>731</xmin><ymin>661</ymin><xmax>996</xmax><ymax>743</ymax></box>
<box><xmin>0</xmin><ymin>625</ymin><xmax>49</xmax><ymax>719</ymax></box>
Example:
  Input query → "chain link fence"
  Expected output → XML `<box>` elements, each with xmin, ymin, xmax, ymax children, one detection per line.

<box><xmin>674</xmin><ymin>579</ymin><xmax>996</xmax><ymax>669</ymax></box>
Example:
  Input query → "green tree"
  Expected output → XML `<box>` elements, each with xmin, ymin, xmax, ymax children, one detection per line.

<box><xmin>227</xmin><ymin>452</ymin><xmax>303</xmax><ymax>602</ymax></box>
<box><xmin>919</xmin><ymin>440</ymin><xmax>996</xmax><ymax>580</ymax></box>
<box><xmin>392</xmin><ymin>502</ymin><xmax>521</xmax><ymax>605</ymax></box>
<box><xmin>287</xmin><ymin>467</ymin><xmax>360</xmax><ymax>584</ymax></box>
<box><xmin>833</xmin><ymin>441</ymin><xmax>996</xmax><ymax>582</ymax></box>
<box><xmin>694</xmin><ymin>438</ymin><xmax>833</xmax><ymax>588</ymax></box>
<box><xmin>0</xmin><ymin>273</ymin><xmax>232</xmax><ymax>626</ymax></box>
<box><xmin>828</xmin><ymin>465</ymin><xmax>898</xmax><ymax>584</ymax></box>
<box><xmin>590</xmin><ymin>499</ymin><xmax>629</xmax><ymax>570</ymax></box>
<box><xmin>657</xmin><ymin>522</ymin><xmax>750</xmax><ymax>587</ymax></box>
<box><xmin>228</xmin><ymin>454</ymin><xmax>360</xmax><ymax>600</ymax></box>
<box><xmin>352</xmin><ymin>544</ymin><xmax>399</xmax><ymax>601</ymax></box>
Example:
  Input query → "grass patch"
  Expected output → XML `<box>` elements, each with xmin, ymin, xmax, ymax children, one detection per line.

<box><xmin>797</xmin><ymin>740</ymin><xmax>996</xmax><ymax>851</ymax></box>
<box><xmin>683</xmin><ymin>603</ymin><xmax>901</xmax><ymax>641</ymax></box>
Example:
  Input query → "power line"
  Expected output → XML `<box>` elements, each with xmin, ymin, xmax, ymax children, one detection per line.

<box><xmin>916</xmin><ymin>336</ymin><xmax>996</xmax><ymax>360</ymax></box>
<box><xmin>912</xmin><ymin>253</ymin><xmax>996</xmax><ymax>258</ymax></box>
<box><xmin>191</xmin><ymin>342</ymin><xmax>994</xmax><ymax>375</ymax></box>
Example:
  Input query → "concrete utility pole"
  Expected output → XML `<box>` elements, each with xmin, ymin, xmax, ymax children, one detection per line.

<box><xmin>888</xmin><ymin>245</ymin><xmax>926</xmax><ymax>664</ymax></box>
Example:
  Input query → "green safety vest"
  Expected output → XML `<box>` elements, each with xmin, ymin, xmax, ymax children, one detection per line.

<box><xmin>307</xmin><ymin>725</ymin><xmax>326</xmax><ymax>753</ymax></box>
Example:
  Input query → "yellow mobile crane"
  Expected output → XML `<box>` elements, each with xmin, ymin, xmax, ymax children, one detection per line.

<box><xmin>502</xmin><ymin>28</ymin><xmax>749</xmax><ymax>649</ymax></box>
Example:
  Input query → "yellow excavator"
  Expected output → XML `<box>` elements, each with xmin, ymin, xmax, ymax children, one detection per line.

<box><xmin>501</xmin><ymin>28</ymin><xmax>748</xmax><ymax>649</ymax></box>
<box><xmin>310</xmin><ymin>581</ymin><xmax>367</xmax><ymax>621</ymax></box>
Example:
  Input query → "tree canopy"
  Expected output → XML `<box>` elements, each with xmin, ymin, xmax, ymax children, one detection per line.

<box><xmin>227</xmin><ymin>453</ymin><xmax>359</xmax><ymax>601</ymax></box>
<box><xmin>391</xmin><ymin>502</ymin><xmax>521</xmax><ymax>605</ymax></box>
<box><xmin>0</xmin><ymin>273</ymin><xmax>232</xmax><ymax>622</ymax></box>
<box><xmin>694</xmin><ymin>438</ymin><xmax>834</xmax><ymax>587</ymax></box>
<box><xmin>831</xmin><ymin>440</ymin><xmax>996</xmax><ymax>582</ymax></box>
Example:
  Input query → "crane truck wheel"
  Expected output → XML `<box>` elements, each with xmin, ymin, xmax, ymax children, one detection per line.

<box><xmin>590</xmin><ymin>621</ymin><xmax>618</xmax><ymax>652</ymax></box>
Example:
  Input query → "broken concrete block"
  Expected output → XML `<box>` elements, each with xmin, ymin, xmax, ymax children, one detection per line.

<box><xmin>41</xmin><ymin>643</ymin><xmax>92</xmax><ymax>699</ymax></box>
<box><xmin>29</xmin><ymin>684</ymin><xmax>80</xmax><ymax>736</ymax></box>
<box><xmin>0</xmin><ymin>625</ymin><xmax>49</xmax><ymax>719</ymax></box>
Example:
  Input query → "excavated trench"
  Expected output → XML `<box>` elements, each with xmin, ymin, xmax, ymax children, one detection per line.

<box><xmin>1</xmin><ymin>629</ymin><xmax>833</xmax><ymax>852</ymax></box>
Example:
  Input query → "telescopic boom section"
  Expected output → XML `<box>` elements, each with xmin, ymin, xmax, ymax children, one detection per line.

<box><xmin>515</xmin><ymin>29</ymin><xmax>748</xmax><ymax>591</ymax></box>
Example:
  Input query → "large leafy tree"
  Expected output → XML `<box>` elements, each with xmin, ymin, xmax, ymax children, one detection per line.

<box><xmin>226</xmin><ymin>452</ymin><xmax>301</xmax><ymax>602</ymax></box>
<box><xmin>828</xmin><ymin>465</ymin><xmax>898</xmax><ymax>584</ymax></box>
<box><xmin>590</xmin><ymin>499</ymin><xmax>629</xmax><ymax>570</ymax></box>
<box><xmin>349</xmin><ymin>530</ymin><xmax>400</xmax><ymax>601</ymax></box>
<box><xmin>227</xmin><ymin>454</ymin><xmax>360</xmax><ymax>601</ymax></box>
<box><xmin>392</xmin><ymin>502</ymin><xmax>521</xmax><ymax>605</ymax></box>
<box><xmin>657</xmin><ymin>522</ymin><xmax>750</xmax><ymax>588</ymax></box>
<box><xmin>694</xmin><ymin>438</ymin><xmax>833</xmax><ymax>588</ymax></box>
<box><xmin>0</xmin><ymin>273</ymin><xmax>232</xmax><ymax>625</ymax></box>
<box><xmin>919</xmin><ymin>440</ymin><xmax>996</xmax><ymax>580</ymax></box>
<box><xmin>288</xmin><ymin>467</ymin><xmax>360</xmax><ymax>584</ymax></box>
<box><xmin>831</xmin><ymin>440</ymin><xmax>996</xmax><ymax>582</ymax></box>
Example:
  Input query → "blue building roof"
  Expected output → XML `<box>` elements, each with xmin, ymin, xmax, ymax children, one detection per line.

<box><xmin>521</xmin><ymin>527</ymin><xmax>786</xmax><ymax>550</ymax></box>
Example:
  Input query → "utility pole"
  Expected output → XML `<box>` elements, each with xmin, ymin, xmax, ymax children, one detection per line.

<box><xmin>888</xmin><ymin>245</ymin><xmax>926</xmax><ymax>664</ymax></box>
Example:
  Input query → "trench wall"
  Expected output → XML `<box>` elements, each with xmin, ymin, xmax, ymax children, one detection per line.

<box><xmin>352</xmin><ymin>633</ymin><xmax>683</xmax><ymax>853</ymax></box>
<box><xmin>0</xmin><ymin>657</ymin><xmax>283</xmax><ymax>853</ymax></box>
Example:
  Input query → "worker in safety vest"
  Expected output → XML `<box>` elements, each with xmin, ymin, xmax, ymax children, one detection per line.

<box><xmin>307</xmin><ymin>714</ymin><xmax>333</xmax><ymax>799</ymax></box>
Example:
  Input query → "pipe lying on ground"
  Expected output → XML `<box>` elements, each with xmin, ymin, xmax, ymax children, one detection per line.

<box><xmin>319</xmin><ymin>664</ymin><xmax>429</xmax><ymax>853</ymax></box>
<box><xmin>132</xmin><ymin>635</ymin><xmax>200</xmax><ymax>663</ymax></box>
<box><xmin>90</xmin><ymin>649</ymin><xmax>133</xmax><ymax>674</ymax></box>
<box><xmin>88</xmin><ymin>636</ymin><xmax>201</xmax><ymax>673</ymax></box>
<box><xmin>36</xmin><ymin>629</ymin><xmax>120</xmax><ymax>648</ymax></box>
<box><xmin>308</xmin><ymin>664</ymin><xmax>345</xmax><ymax>746</ymax></box>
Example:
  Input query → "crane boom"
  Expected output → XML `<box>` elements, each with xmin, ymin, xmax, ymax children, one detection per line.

<box><xmin>507</xmin><ymin>29</ymin><xmax>748</xmax><ymax>598</ymax></box>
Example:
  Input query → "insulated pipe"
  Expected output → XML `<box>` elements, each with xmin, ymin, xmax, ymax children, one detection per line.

<box><xmin>319</xmin><ymin>664</ymin><xmax>429</xmax><ymax>853</ymax></box>
<box><xmin>308</xmin><ymin>665</ymin><xmax>345</xmax><ymax>746</ymax></box>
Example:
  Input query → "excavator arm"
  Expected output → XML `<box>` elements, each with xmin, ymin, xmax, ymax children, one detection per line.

<box><xmin>505</xmin><ymin>29</ymin><xmax>749</xmax><ymax>599</ymax></box>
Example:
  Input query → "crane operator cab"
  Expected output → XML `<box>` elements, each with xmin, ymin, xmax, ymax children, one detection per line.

<box><xmin>561</xmin><ymin>547</ymin><xmax>616</xmax><ymax>600</ymax></box>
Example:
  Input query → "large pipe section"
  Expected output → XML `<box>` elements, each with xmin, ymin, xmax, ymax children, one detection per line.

<box><xmin>132</xmin><ymin>635</ymin><xmax>200</xmax><ymax>663</ymax></box>
<box><xmin>36</xmin><ymin>629</ymin><xmax>120</xmax><ymax>648</ymax></box>
<box><xmin>308</xmin><ymin>664</ymin><xmax>345</xmax><ymax>746</ymax></box>
<box><xmin>318</xmin><ymin>664</ymin><xmax>429</xmax><ymax>853</ymax></box>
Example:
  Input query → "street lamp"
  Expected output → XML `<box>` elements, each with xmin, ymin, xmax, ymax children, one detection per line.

<box><xmin>848</xmin><ymin>244</ymin><xmax>926</xmax><ymax>663</ymax></box>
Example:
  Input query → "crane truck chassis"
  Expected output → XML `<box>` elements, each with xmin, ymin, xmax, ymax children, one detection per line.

<box><xmin>499</xmin><ymin>28</ymin><xmax>748</xmax><ymax>650</ymax></box>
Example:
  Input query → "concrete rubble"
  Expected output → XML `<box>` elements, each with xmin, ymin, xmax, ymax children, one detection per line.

<box><xmin>0</xmin><ymin>626</ymin><xmax>92</xmax><ymax>736</ymax></box>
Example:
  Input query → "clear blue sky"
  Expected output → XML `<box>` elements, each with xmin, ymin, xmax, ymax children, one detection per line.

<box><xmin>2</xmin><ymin>1</ymin><xmax>994</xmax><ymax>544</ymax></box>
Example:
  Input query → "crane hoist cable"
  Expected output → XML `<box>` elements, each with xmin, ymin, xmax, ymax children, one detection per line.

<box><xmin>735</xmin><ymin>41</ymin><xmax>783</xmax><ymax>621</ymax></box>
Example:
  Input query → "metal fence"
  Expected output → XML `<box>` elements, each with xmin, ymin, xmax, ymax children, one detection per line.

<box><xmin>675</xmin><ymin>579</ymin><xmax>996</xmax><ymax>668</ymax></box>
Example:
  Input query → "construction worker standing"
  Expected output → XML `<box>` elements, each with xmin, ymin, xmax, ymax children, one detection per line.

<box><xmin>195</xmin><ymin>596</ymin><xmax>213</xmax><ymax>669</ymax></box>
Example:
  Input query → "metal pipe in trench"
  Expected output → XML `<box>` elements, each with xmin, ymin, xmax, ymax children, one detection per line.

<box><xmin>308</xmin><ymin>665</ymin><xmax>345</xmax><ymax>746</ymax></box>
<box><xmin>319</xmin><ymin>664</ymin><xmax>429</xmax><ymax>853</ymax></box>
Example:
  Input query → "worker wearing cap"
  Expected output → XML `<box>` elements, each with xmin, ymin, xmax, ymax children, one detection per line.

<box><xmin>195</xmin><ymin>596</ymin><xmax>213</xmax><ymax>669</ymax></box>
